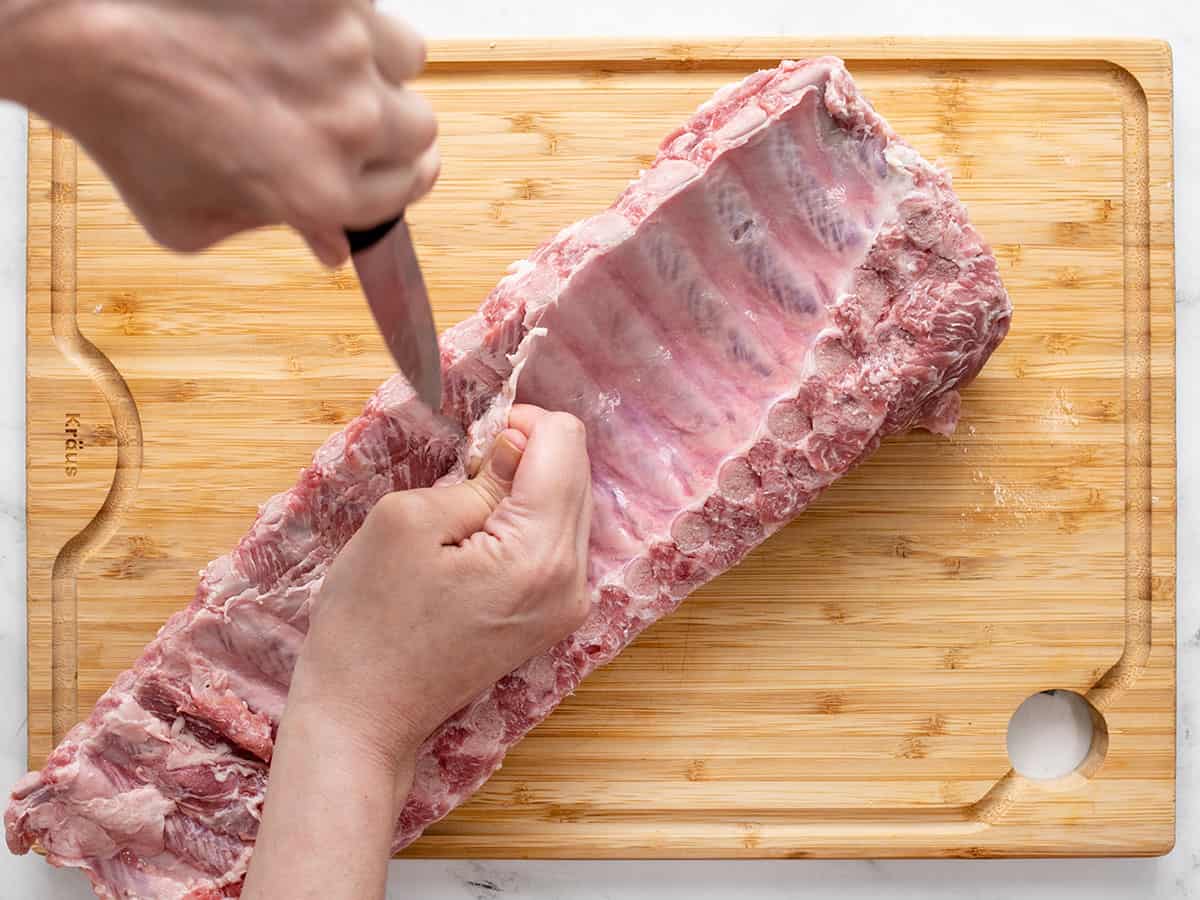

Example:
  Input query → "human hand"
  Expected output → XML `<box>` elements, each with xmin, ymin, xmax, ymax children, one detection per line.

<box><xmin>3</xmin><ymin>0</ymin><xmax>438</xmax><ymax>266</ymax></box>
<box><xmin>289</xmin><ymin>405</ymin><xmax>593</xmax><ymax>773</ymax></box>
<box><xmin>244</xmin><ymin>406</ymin><xmax>590</xmax><ymax>899</ymax></box>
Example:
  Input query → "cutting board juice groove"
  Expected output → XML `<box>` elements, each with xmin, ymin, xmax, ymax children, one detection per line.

<box><xmin>26</xmin><ymin>39</ymin><xmax>1175</xmax><ymax>858</ymax></box>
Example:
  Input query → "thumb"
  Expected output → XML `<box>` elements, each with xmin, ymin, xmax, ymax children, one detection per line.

<box><xmin>435</xmin><ymin>428</ymin><xmax>526</xmax><ymax>545</ymax></box>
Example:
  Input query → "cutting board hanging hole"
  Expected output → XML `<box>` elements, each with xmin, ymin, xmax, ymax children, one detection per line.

<box><xmin>1006</xmin><ymin>690</ymin><xmax>1108</xmax><ymax>783</ymax></box>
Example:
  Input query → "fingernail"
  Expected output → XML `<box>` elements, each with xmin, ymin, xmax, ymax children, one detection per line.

<box><xmin>488</xmin><ymin>429</ymin><xmax>526</xmax><ymax>483</ymax></box>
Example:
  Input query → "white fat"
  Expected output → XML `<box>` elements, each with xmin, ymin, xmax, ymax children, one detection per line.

<box><xmin>83</xmin><ymin>786</ymin><xmax>174</xmax><ymax>840</ymax></box>
<box><xmin>884</xmin><ymin>142</ymin><xmax>922</xmax><ymax>174</ymax></box>
<box><xmin>595</xmin><ymin>389</ymin><xmax>621</xmax><ymax>419</ymax></box>
<box><xmin>776</xmin><ymin>72</ymin><xmax>816</xmax><ymax>95</ymax></box>
<box><xmin>641</xmin><ymin>158</ymin><xmax>700</xmax><ymax>195</ymax></box>
<box><xmin>716</xmin><ymin>104</ymin><xmax>768</xmax><ymax>142</ymax></box>
<box><xmin>505</xmin><ymin>258</ymin><xmax>535</xmax><ymax>278</ymax></box>
<box><xmin>579</xmin><ymin>209</ymin><xmax>633</xmax><ymax>248</ymax></box>
<box><xmin>463</xmin><ymin>326</ymin><xmax>548</xmax><ymax>472</ymax></box>
<box><xmin>667</xmin><ymin>132</ymin><xmax>699</xmax><ymax>156</ymax></box>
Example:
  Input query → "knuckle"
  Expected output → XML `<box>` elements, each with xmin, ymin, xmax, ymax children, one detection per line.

<box><xmin>391</xmin><ymin>24</ymin><xmax>428</xmax><ymax>78</ymax></box>
<box><xmin>337</xmin><ymin>91</ymin><xmax>385</xmax><ymax>152</ymax></box>
<box><xmin>140</xmin><ymin>217</ymin><xmax>177</xmax><ymax>249</ymax></box>
<box><xmin>409</xmin><ymin>151</ymin><xmax>441</xmax><ymax>204</ymax></box>
<box><xmin>76</xmin><ymin>3</ymin><xmax>144</xmax><ymax>58</ymax></box>
<box><xmin>400</xmin><ymin>92</ymin><xmax>438</xmax><ymax>151</ymax></box>
<box><xmin>329</xmin><ymin>14</ymin><xmax>373</xmax><ymax>69</ymax></box>
<box><xmin>422</xmin><ymin>148</ymin><xmax>443</xmax><ymax>184</ymax></box>
<box><xmin>466</xmin><ymin>476</ymin><xmax>505</xmax><ymax>513</ymax></box>
<box><xmin>292</xmin><ymin>173</ymin><xmax>352</xmax><ymax>229</ymax></box>
<box><xmin>417</xmin><ymin>103</ymin><xmax>438</xmax><ymax>147</ymax></box>
<box><xmin>145</xmin><ymin>217</ymin><xmax>207</xmax><ymax>254</ymax></box>
<box><xmin>369</xmin><ymin>491</ymin><xmax>417</xmax><ymax>532</ymax></box>
<box><xmin>546</xmin><ymin>411</ymin><xmax>586</xmax><ymax>441</ymax></box>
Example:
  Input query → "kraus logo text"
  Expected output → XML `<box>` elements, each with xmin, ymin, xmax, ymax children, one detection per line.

<box><xmin>64</xmin><ymin>413</ymin><xmax>83</xmax><ymax>477</ymax></box>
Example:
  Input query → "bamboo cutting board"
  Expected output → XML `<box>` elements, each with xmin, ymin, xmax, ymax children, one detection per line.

<box><xmin>26</xmin><ymin>39</ymin><xmax>1175</xmax><ymax>858</ymax></box>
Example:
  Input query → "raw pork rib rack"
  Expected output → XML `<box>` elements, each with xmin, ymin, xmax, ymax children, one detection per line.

<box><xmin>7</xmin><ymin>57</ymin><xmax>1011</xmax><ymax>899</ymax></box>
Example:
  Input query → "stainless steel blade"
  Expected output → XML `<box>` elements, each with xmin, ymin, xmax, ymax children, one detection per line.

<box><xmin>350</xmin><ymin>218</ymin><xmax>442</xmax><ymax>411</ymax></box>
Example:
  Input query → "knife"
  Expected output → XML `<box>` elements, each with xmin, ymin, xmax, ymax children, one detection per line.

<box><xmin>346</xmin><ymin>214</ymin><xmax>443</xmax><ymax>411</ymax></box>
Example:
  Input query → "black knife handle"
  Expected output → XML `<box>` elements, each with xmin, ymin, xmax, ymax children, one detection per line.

<box><xmin>346</xmin><ymin>213</ymin><xmax>403</xmax><ymax>254</ymax></box>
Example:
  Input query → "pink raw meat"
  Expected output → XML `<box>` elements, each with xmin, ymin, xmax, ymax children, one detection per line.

<box><xmin>7</xmin><ymin>57</ymin><xmax>1010</xmax><ymax>899</ymax></box>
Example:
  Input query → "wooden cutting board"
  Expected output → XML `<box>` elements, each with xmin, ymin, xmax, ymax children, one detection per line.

<box><xmin>26</xmin><ymin>38</ymin><xmax>1175</xmax><ymax>858</ymax></box>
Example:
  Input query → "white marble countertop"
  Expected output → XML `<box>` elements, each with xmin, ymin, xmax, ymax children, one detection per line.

<box><xmin>1</xmin><ymin>2</ymin><xmax>1194</xmax><ymax>898</ymax></box>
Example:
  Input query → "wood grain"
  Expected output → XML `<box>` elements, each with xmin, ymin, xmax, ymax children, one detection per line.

<box><xmin>25</xmin><ymin>39</ymin><xmax>1175</xmax><ymax>858</ymax></box>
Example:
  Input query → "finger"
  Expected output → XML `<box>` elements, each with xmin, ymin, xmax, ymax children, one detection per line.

<box><xmin>348</xmin><ymin>144</ymin><xmax>441</xmax><ymax>228</ymax></box>
<box><xmin>468</xmin><ymin>428</ymin><xmax>526</xmax><ymax>509</ymax></box>
<box><xmin>507</xmin><ymin>404</ymin><xmax>547</xmax><ymax>437</ymax></box>
<box><xmin>429</xmin><ymin>428</ymin><xmax>527</xmax><ymax>545</ymax></box>
<box><xmin>507</xmin><ymin>410</ymin><xmax>590</xmax><ymax>533</ymax></box>
<box><xmin>368</xmin><ymin>87</ymin><xmax>438</xmax><ymax>170</ymax></box>
<box><xmin>301</xmin><ymin>229</ymin><xmax>351</xmax><ymax>268</ymax></box>
<box><xmin>370</xmin><ymin>12</ymin><xmax>427</xmax><ymax>84</ymax></box>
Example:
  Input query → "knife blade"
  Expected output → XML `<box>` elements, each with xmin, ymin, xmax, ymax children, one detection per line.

<box><xmin>346</xmin><ymin>215</ymin><xmax>442</xmax><ymax>411</ymax></box>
